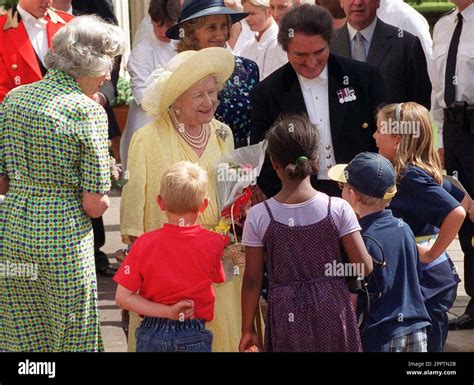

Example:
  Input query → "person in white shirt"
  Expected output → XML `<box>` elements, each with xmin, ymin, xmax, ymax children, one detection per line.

<box><xmin>240</xmin><ymin>0</ymin><xmax>287</xmax><ymax>79</ymax></box>
<box><xmin>270</xmin><ymin>0</ymin><xmax>296</xmax><ymax>23</ymax></box>
<box><xmin>120</xmin><ymin>0</ymin><xmax>180</xmax><ymax>170</ymax></box>
<box><xmin>377</xmin><ymin>0</ymin><xmax>432</xmax><ymax>58</ymax></box>
<box><xmin>225</xmin><ymin>0</ymin><xmax>256</xmax><ymax>55</ymax></box>
<box><xmin>431</xmin><ymin>0</ymin><xmax>474</xmax><ymax>333</ymax></box>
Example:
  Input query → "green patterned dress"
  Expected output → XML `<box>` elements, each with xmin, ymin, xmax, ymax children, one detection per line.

<box><xmin>0</xmin><ymin>69</ymin><xmax>110</xmax><ymax>351</ymax></box>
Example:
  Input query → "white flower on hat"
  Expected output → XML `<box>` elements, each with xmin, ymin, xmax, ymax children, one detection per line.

<box><xmin>141</xmin><ymin>66</ymin><xmax>173</xmax><ymax>118</ymax></box>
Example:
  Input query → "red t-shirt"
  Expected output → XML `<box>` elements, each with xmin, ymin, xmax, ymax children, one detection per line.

<box><xmin>114</xmin><ymin>224</ymin><xmax>227</xmax><ymax>321</ymax></box>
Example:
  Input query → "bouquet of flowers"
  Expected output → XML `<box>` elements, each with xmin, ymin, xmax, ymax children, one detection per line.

<box><xmin>214</xmin><ymin>142</ymin><xmax>266</xmax><ymax>275</ymax></box>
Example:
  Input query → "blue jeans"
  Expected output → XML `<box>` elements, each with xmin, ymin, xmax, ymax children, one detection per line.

<box><xmin>425</xmin><ymin>285</ymin><xmax>458</xmax><ymax>352</ymax></box>
<box><xmin>136</xmin><ymin>317</ymin><xmax>213</xmax><ymax>352</ymax></box>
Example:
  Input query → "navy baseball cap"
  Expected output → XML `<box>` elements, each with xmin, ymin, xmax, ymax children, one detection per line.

<box><xmin>328</xmin><ymin>152</ymin><xmax>397</xmax><ymax>199</ymax></box>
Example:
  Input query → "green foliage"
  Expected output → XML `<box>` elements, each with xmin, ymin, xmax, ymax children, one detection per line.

<box><xmin>0</xmin><ymin>0</ymin><xmax>18</xmax><ymax>11</ymax></box>
<box><xmin>412</xmin><ymin>2</ymin><xmax>455</xmax><ymax>13</ymax></box>
<box><xmin>114</xmin><ymin>77</ymin><xmax>133</xmax><ymax>107</ymax></box>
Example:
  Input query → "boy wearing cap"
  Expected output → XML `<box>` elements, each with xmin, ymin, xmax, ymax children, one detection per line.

<box><xmin>329</xmin><ymin>152</ymin><xmax>431</xmax><ymax>352</ymax></box>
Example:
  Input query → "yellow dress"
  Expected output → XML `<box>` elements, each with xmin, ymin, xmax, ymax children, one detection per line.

<box><xmin>120</xmin><ymin>114</ymin><xmax>243</xmax><ymax>352</ymax></box>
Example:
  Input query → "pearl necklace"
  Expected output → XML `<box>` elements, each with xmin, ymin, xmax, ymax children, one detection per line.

<box><xmin>169</xmin><ymin>110</ymin><xmax>210</xmax><ymax>149</ymax></box>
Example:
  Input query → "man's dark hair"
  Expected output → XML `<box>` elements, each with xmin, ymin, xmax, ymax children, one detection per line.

<box><xmin>316</xmin><ymin>0</ymin><xmax>346</xmax><ymax>20</ymax></box>
<box><xmin>149</xmin><ymin>0</ymin><xmax>181</xmax><ymax>26</ymax></box>
<box><xmin>278</xmin><ymin>4</ymin><xmax>333</xmax><ymax>51</ymax></box>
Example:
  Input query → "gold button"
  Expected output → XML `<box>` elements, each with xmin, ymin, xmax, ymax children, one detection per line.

<box><xmin>11</xmin><ymin>64</ymin><xmax>18</xmax><ymax>70</ymax></box>
<box><xmin>362</xmin><ymin>122</ymin><xmax>369</xmax><ymax>129</ymax></box>
<box><xmin>326</xmin><ymin>154</ymin><xmax>331</xmax><ymax>159</ymax></box>
<box><xmin>327</xmin><ymin>164</ymin><xmax>332</xmax><ymax>169</ymax></box>
<box><xmin>325</xmin><ymin>145</ymin><xmax>331</xmax><ymax>150</ymax></box>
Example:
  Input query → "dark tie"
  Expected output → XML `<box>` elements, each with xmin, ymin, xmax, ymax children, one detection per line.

<box><xmin>444</xmin><ymin>13</ymin><xmax>463</xmax><ymax>107</ymax></box>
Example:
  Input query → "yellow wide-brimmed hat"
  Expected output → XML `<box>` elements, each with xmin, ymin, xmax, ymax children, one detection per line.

<box><xmin>141</xmin><ymin>47</ymin><xmax>235</xmax><ymax>118</ymax></box>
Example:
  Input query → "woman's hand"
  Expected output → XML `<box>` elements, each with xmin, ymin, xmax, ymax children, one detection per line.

<box><xmin>250</xmin><ymin>185</ymin><xmax>266</xmax><ymax>205</ymax></box>
<box><xmin>469</xmin><ymin>203</ymin><xmax>474</xmax><ymax>222</ymax></box>
<box><xmin>82</xmin><ymin>192</ymin><xmax>110</xmax><ymax>218</ymax></box>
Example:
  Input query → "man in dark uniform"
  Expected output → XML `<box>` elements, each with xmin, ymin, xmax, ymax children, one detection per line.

<box><xmin>251</xmin><ymin>3</ymin><xmax>384</xmax><ymax>200</ymax></box>
<box><xmin>430</xmin><ymin>0</ymin><xmax>474</xmax><ymax>330</ymax></box>
<box><xmin>330</xmin><ymin>0</ymin><xmax>431</xmax><ymax>109</ymax></box>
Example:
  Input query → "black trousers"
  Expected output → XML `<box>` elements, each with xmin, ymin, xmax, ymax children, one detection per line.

<box><xmin>444</xmin><ymin>121</ymin><xmax>474</xmax><ymax>314</ymax></box>
<box><xmin>91</xmin><ymin>216</ymin><xmax>110</xmax><ymax>270</ymax></box>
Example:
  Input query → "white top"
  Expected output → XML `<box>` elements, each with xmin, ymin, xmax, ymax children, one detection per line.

<box><xmin>377</xmin><ymin>0</ymin><xmax>433</xmax><ymax>58</ymax></box>
<box><xmin>347</xmin><ymin>18</ymin><xmax>377</xmax><ymax>59</ymax></box>
<box><xmin>430</xmin><ymin>4</ymin><xmax>474</xmax><ymax>148</ymax></box>
<box><xmin>17</xmin><ymin>4</ymin><xmax>48</xmax><ymax>65</ymax></box>
<box><xmin>121</xmin><ymin>28</ymin><xmax>176</xmax><ymax>170</ymax></box>
<box><xmin>133</xmin><ymin>14</ymin><xmax>153</xmax><ymax>47</ymax></box>
<box><xmin>297</xmin><ymin>65</ymin><xmax>335</xmax><ymax>180</ymax></box>
<box><xmin>240</xmin><ymin>21</ymin><xmax>282</xmax><ymax>80</ymax></box>
<box><xmin>127</xmin><ymin>33</ymin><xmax>176</xmax><ymax>104</ymax></box>
<box><xmin>242</xmin><ymin>193</ymin><xmax>361</xmax><ymax>247</ymax></box>
<box><xmin>232</xmin><ymin>19</ymin><xmax>256</xmax><ymax>56</ymax></box>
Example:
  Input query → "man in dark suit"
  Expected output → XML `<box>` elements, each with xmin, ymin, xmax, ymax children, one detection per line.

<box><xmin>331</xmin><ymin>0</ymin><xmax>431</xmax><ymax>109</ymax></box>
<box><xmin>251</xmin><ymin>3</ymin><xmax>384</xmax><ymax>199</ymax></box>
<box><xmin>53</xmin><ymin>0</ymin><xmax>121</xmax><ymax>277</ymax></box>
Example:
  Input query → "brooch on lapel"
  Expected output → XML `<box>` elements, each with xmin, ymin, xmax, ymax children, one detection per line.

<box><xmin>215</xmin><ymin>124</ymin><xmax>229</xmax><ymax>142</ymax></box>
<box><xmin>337</xmin><ymin>87</ymin><xmax>357</xmax><ymax>104</ymax></box>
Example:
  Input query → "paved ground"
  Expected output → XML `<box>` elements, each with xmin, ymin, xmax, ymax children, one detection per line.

<box><xmin>99</xmin><ymin>193</ymin><xmax>474</xmax><ymax>352</ymax></box>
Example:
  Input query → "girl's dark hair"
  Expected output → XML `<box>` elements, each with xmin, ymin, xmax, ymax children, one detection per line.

<box><xmin>149</xmin><ymin>0</ymin><xmax>181</xmax><ymax>26</ymax></box>
<box><xmin>265</xmin><ymin>114</ymin><xmax>320</xmax><ymax>180</ymax></box>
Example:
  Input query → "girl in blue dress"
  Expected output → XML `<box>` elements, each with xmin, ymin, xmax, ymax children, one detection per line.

<box><xmin>374</xmin><ymin>102</ymin><xmax>470</xmax><ymax>352</ymax></box>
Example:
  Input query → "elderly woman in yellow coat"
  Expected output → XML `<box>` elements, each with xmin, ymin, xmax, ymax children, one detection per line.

<box><xmin>120</xmin><ymin>47</ymin><xmax>243</xmax><ymax>352</ymax></box>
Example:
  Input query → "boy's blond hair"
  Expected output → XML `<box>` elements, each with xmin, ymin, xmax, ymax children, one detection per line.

<box><xmin>348</xmin><ymin>185</ymin><xmax>397</xmax><ymax>210</ymax></box>
<box><xmin>160</xmin><ymin>161</ymin><xmax>208</xmax><ymax>214</ymax></box>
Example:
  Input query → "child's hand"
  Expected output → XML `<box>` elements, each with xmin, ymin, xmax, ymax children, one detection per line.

<box><xmin>169</xmin><ymin>300</ymin><xmax>195</xmax><ymax>321</ymax></box>
<box><xmin>238</xmin><ymin>331</ymin><xmax>260</xmax><ymax>352</ymax></box>
<box><xmin>417</xmin><ymin>244</ymin><xmax>433</xmax><ymax>264</ymax></box>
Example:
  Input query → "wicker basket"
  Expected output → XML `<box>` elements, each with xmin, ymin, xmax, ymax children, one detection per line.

<box><xmin>222</xmin><ymin>242</ymin><xmax>245</xmax><ymax>267</ymax></box>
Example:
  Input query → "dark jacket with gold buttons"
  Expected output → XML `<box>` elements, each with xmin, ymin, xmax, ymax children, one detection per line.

<box><xmin>250</xmin><ymin>54</ymin><xmax>384</xmax><ymax>198</ymax></box>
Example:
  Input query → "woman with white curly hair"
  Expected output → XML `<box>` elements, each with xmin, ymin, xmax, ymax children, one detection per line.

<box><xmin>120</xmin><ymin>47</ymin><xmax>247</xmax><ymax>352</ymax></box>
<box><xmin>0</xmin><ymin>15</ymin><xmax>123</xmax><ymax>352</ymax></box>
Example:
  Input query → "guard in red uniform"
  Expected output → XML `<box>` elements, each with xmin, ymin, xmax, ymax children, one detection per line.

<box><xmin>0</xmin><ymin>0</ymin><xmax>73</xmax><ymax>102</ymax></box>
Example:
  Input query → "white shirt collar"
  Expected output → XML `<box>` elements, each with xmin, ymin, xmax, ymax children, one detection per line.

<box><xmin>254</xmin><ymin>21</ymin><xmax>278</xmax><ymax>45</ymax></box>
<box><xmin>347</xmin><ymin>17</ymin><xmax>377</xmax><ymax>45</ymax></box>
<box><xmin>459</xmin><ymin>3</ymin><xmax>474</xmax><ymax>22</ymax></box>
<box><xmin>17</xmin><ymin>4</ymin><xmax>48</xmax><ymax>27</ymax></box>
<box><xmin>297</xmin><ymin>64</ymin><xmax>328</xmax><ymax>89</ymax></box>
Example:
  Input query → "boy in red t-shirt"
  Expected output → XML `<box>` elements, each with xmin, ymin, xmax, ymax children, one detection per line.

<box><xmin>114</xmin><ymin>161</ymin><xmax>227</xmax><ymax>352</ymax></box>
